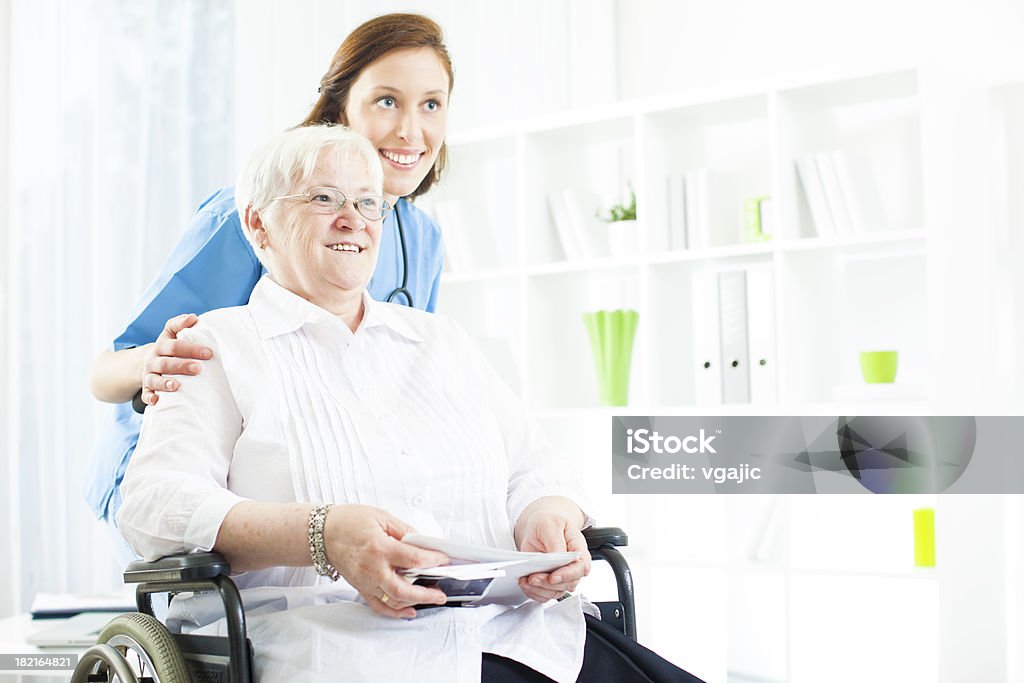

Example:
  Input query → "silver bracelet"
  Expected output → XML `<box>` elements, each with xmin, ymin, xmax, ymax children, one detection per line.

<box><xmin>308</xmin><ymin>504</ymin><xmax>341</xmax><ymax>581</ymax></box>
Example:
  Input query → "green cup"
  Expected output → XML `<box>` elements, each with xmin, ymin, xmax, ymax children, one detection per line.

<box><xmin>582</xmin><ymin>309</ymin><xmax>640</xmax><ymax>406</ymax></box>
<box><xmin>859</xmin><ymin>350</ymin><xmax>899</xmax><ymax>383</ymax></box>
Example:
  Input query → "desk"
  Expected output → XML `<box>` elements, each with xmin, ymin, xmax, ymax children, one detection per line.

<box><xmin>0</xmin><ymin>613</ymin><xmax>88</xmax><ymax>680</ymax></box>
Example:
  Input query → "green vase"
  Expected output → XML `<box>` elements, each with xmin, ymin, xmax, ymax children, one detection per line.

<box><xmin>582</xmin><ymin>309</ymin><xmax>640</xmax><ymax>407</ymax></box>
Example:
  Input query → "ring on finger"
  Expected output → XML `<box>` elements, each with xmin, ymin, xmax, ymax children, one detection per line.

<box><xmin>380</xmin><ymin>591</ymin><xmax>391</xmax><ymax>605</ymax></box>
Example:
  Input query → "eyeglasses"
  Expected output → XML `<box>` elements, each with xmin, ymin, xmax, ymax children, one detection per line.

<box><xmin>271</xmin><ymin>187</ymin><xmax>391</xmax><ymax>221</ymax></box>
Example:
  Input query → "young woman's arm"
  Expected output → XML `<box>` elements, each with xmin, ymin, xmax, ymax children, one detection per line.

<box><xmin>90</xmin><ymin>314</ymin><xmax>210</xmax><ymax>405</ymax></box>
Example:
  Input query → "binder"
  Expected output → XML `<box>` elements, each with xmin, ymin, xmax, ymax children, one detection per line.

<box><xmin>745</xmin><ymin>264</ymin><xmax>777</xmax><ymax>403</ymax></box>
<box><xmin>718</xmin><ymin>269</ymin><xmax>750</xmax><ymax>403</ymax></box>
<box><xmin>691</xmin><ymin>270</ymin><xmax>722</xmax><ymax>404</ymax></box>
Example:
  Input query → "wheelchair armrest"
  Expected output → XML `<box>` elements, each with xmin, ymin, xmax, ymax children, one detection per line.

<box><xmin>582</xmin><ymin>526</ymin><xmax>628</xmax><ymax>550</ymax></box>
<box><xmin>123</xmin><ymin>552</ymin><xmax>231</xmax><ymax>584</ymax></box>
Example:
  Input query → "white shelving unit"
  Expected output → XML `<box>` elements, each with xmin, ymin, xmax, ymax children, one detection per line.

<box><xmin>430</xmin><ymin>65</ymin><xmax>932</xmax><ymax>414</ymax></box>
<box><xmin>426</xmin><ymin>65</ymin><xmax>1021</xmax><ymax>682</ymax></box>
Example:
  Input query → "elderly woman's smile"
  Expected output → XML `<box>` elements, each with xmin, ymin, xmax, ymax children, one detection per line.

<box><xmin>262</xmin><ymin>151</ymin><xmax>384</xmax><ymax>320</ymax></box>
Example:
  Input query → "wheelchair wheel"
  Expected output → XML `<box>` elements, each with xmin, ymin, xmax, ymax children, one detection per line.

<box><xmin>80</xmin><ymin>612</ymin><xmax>191</xmax><ymax>683</ymax></box>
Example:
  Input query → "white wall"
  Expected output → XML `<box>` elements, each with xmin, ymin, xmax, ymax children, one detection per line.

<box><xmin>616</xmin><ymin>0</ymin><xmax>1024</xmax><ymax>98</ymax></box>
<box><xmin>0</xmin><ymin>0</ymin><xmax>13</xmax><ymax>621</ymax></box>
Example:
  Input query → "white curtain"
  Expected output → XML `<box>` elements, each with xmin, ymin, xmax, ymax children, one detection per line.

<box><xmin>3</xmin><ymin>0</ymin><xmax>233</xmax><ymax>614</ymax></box>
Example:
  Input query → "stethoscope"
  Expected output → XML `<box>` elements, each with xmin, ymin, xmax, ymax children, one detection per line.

<box><xmin>385</xmin><ymin>204</ymin><xmax>414</xmax><ymax>308</ymax></box>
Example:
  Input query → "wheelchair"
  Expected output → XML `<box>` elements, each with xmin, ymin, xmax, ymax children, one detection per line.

<box><xmin>71</xmin><ymin>527</ymin><xmax>635</xmax><ymax>683</ymax></box>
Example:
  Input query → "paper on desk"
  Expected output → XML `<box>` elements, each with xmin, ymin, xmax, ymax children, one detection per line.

<box><xmin>30</xmin><ymin>590</ymin><xmax>136</xmax><ymax>619</ymax></box>
<box><xmin>402</xmin><ymin>534</ymin><xmax>581</xmax><ymax>605</ymax></box>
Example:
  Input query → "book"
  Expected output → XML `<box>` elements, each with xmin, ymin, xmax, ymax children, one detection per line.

<box><xmin>432</xmin><ymin>199</ymin><xmax>474</xmax><ymax>273</ymax></box>
<box><xmin>402</xmin><ymin>534</ymin><xmax>581</xmax><ymax>606</ymax></box>
<box><xmin>795</xmin><ymin>154</ymin><xmax>836</xmax><ymax>238</ymax></box>
<box><xmin>560</xmin><ymin>188</ymin><xmax>597</xmax><ymax>260</ymax></box>
<box><xmin>684</xmin><ymin>169</ymin><xmax>712</xmax><ymax>249</ymax></box>
<box><xmin>666</xmin><ymin>172</ymin><xmax>688</xmax><ymax>250</ymax></box>
<box><xmin>547</xmin><ymin>190</ymin><xmax>584</xmax><ymax>261</ymax></box>
<box><xmin>759</xmin><ymin>197</ymin><xmax>775</xmax><ymax>239</ymax></box>
<box><xmin>830</xmin><ymin>150</ymin><xmax>867</xmax><ymax>234</ymax></box>
<box><xmin>815</xmin><ymin>152</ymin><xmax>854</xmax><ymax>236</ymax></box>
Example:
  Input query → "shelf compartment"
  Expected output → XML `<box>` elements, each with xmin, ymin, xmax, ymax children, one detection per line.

<box><xmin>435</xmin><ymin>277</ymin><xmax>524</xmax><ymax>396</ymax></box>
<box><xmin>777</xmin><ymin>247</ymin><xmax>928</xmax><ymax>404</ymax></box>
<box><xmin>523</xmin><ymin>116</ymin><xmax>635</xmax><ymax>267</ymax></box>
<box><xmin>424</xmin><ymin>135</ymin><xmax>519</xmax><ymax>272</ymax></box>
<box><xmin>777</xmin><ymin>69</ymin><xmax>924</xmax><ymax>241</ymax></box>
<box><xmin>644</xmin><ymin>254</ymin><xmax>775</xmax><ymax>407</ymax></box>
<box><xmin>640</xmin><ymin>95</ymin><xmax>772</xmax><ymax>253</ymax></box>
<box><xmin>526</xmin><ymin>267</ymin><xmax>642</xmax><ymax>410</ymax></box>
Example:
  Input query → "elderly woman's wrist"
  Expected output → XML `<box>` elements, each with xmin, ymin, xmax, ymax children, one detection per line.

<box><xmin>308</xmin><ymin>504</ymin><xmax>341</xmax><ymax>581</ymax></box>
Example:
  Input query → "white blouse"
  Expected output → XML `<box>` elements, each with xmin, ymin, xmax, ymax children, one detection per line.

<box><xmin>117</xmin><ymin>276</ymin><xmax>591</xmax><ymax>683</ymax></box>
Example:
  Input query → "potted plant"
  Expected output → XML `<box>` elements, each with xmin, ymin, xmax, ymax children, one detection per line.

<box><xmin>597</xmin><ymin>187</ymin><xmax>638</xmax><ymax>257</ymax></box>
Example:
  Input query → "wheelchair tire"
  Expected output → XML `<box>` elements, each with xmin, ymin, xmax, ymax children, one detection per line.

<box><xmin>96</xmin><ymin>612</ymin><xmax>191</xmax><ymax>683</ymax></box>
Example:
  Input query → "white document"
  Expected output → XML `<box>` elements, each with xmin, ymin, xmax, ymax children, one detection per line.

<box><xmin>691</xmin><ymin>270</ymin><xmax>723</xmax><ymax>404</ymax></box>
<box><xmin>403</xmin><ymin>534</ymin><xmax>581</xmax><ymax>606</ymax></box>
<box><xmin>745</xmin><ymin>264</ymin><xmax>777</xmax><ymax>403</ymax></box>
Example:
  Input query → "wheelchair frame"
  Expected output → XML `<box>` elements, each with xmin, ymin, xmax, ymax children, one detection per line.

<box><xmin>73</xmin><ymin>526</ymin><xmax>633</xmax><ymax>683</ymax></box>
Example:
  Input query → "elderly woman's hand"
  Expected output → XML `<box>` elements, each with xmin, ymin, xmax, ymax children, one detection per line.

<box><xmin>514</xmin><ymin>498</ymin><xmax>591</xmax><ymax>603</ymax></box>
<box><xmin>324</xmin><ymin>505</ymin><xmax>450</xmax><ymax>618</ymax></box>
<box><xmin>140</xmin><ymin>313</ymin><xmax>212</xmax><ymax>406</ymax></box>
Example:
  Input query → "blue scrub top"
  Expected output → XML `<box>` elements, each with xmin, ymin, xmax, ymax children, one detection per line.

<box><xmin>84</xmin><ymin>186</ymin><xmax>444</xmax><ymax>521</ymax></box>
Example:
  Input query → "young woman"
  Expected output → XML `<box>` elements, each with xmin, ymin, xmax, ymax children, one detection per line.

<box><xmin>85</xmin><ymin>13</ymin><xmax>453</xmax><ymax>541</ymax></box>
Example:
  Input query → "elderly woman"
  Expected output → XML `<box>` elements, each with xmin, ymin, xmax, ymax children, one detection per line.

<box><xmin>118</xmin><ymin>125</ymin><xmax>702</xmax><ymax>683</ymax></box>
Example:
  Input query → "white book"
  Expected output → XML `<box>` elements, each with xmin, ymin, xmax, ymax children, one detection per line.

<box><xmin>482</xmin><ymin>156</ymin><xmax>517</xmax><ymax>266</ymax></box>
<box><xmin>759</xmin><ymin>197</ymin><xmax>775</xmax><ymax>239</ymax></box>
<box><xmin>815</xmin><ymin>152</ymin><xmax>854</xmax><ymax>236</ymax></box>
<box><xmin>718</xmin><ymin>269</ymin><xmax>750</xmax><ymax>403</ymax></box>
<box><xmin>547</xmin><ymin>191</ymin><xmax>584</xmax><ymax>261</ymax></box>
<box><xmin>691</xmin><ymin>270</ymin><xmax>722</xmax><ymax>404</ymax></box>
<box><xmin>433</xmin><ymin>199</ymin><xmax>473</xmax><ymax>273</ymax></box>
<box><xmin>795</xmin><ymin>154</ymin><xmax>837</xmax><ymax>238</ymax></box>
<box><xmin>666</xmin><ymin>172</ymin><xmax>687</xmax><ymax>251</ymax></box>
<box><xmin>830</xmin><ymin>150</ymin><xmax>867</xmax><ymax>234</ymax></box>
<box><xmin>560</xmin><ymin>188</ymin><xmax>597</xmax><ymax>260</ymax></box>
<box><xmin>745</xmin><ymin>264</ymin><xmax>777</xmax><ymax>403</ymax></box>
<box><xmin>685</xmin><ymin>169</ymin><xmax>712</xmax><ymax>249</ymax></box>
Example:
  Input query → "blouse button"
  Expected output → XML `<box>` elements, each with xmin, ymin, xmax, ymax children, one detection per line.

<box><xmin>410</xmin><ymin>495</ymin><xmax>425</xmax><ymax>507</ymax></box>
<box><xmin>401</xmin><ymin>446</ymin><xmax>413</xmax><ymax>456</ymax></box>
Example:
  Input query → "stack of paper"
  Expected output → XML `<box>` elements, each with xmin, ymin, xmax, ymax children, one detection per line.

<box><xmin>403</xmin><ymin>534</ymin><xmax>581</xmax><ymax>606</ymax></box>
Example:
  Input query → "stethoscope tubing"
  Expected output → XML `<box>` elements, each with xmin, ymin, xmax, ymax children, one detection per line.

<box><xmin>385</xmin><ymin>205</ymin><xmax>413</xmax><ymax>308</ymax></box>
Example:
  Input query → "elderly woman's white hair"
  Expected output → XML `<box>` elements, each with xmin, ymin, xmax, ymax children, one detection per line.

<box><xmin>235</xmin><ymin>125</ymin><xmax>384</xmax><ymax>261</ymax></box>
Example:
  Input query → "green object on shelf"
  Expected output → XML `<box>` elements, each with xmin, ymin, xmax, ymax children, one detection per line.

<box><xmin>913</xmin><ymin>507</ymin><xmax>936</xmax><ymax>568</ymax></box>
<box><xmin>859</xmin><ymin>350</ymin><xmax>899</xmax><ymax>383</ymax></box>
<box><xmin>582</xmin><ymin>309</ymin><xmax>640</xmax><ymax>407</ymax></box>
<box><xmin>743</xmin><ymin>194</ymin><xmax>773</xmax><ymax>243</ymax></box>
